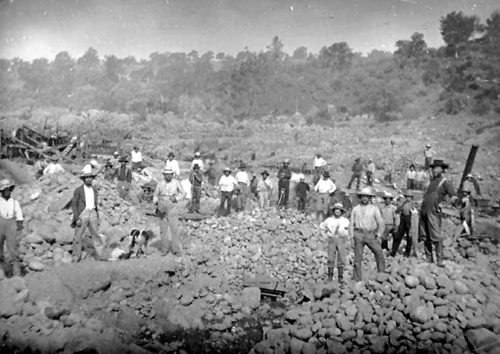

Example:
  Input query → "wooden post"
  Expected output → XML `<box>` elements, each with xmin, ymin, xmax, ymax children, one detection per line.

<box><xmin>458</xmin><ymin>145</ymin><xmax>479</xmax><ymax>194</ymax></box>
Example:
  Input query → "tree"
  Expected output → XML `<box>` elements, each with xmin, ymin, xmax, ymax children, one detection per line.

<box><xmin>440</xmin><ymin>11</ymin><xmax>481</xmax><ymax>57</ymax></box>
<box><xmin>292</xmin><ymin>47</ymin><xmax>308</xmax><ymax>60</ymax></box>
<box><xmin>317</xmin><ymin>42</ymin><xmax>354</xmax><ymax>71</ymax></box>
<box><xmin>103</xmin><ymin>55</ymin><xmax>124</xmax><ymax>83</ymax></box>
<box><xmin>51</xmin><ymin>51</ymin><xmax>75</xmax><ymax>97</ymax></box>
<box><xmin>266</xmin><ymin>36</ymin><xmax>285</xmax><ymax>62</ymax></box>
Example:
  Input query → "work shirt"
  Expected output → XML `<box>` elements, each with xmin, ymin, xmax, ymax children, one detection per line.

<box><xmin>424</xmin><ymin>149</ymin><xmax>436</xmax><ymax>158</ymax></box>
<box><xmin>83</xmin><ymin>185</ymin><xmax>96</xmax><ymax>210</ymax></box>
<box><xmin>379</xmin><ymin>204</ymin><xmax>397</xmax><ymax>224</ymax></box>
<box><xmin>350</xmin><ymin>204</ymin><xmax>385</xmax><ymax>236</ymax></box>
<box><xmin>313</xmin><ymin>157</ymin><xmax>327</xmax><ymax>168</ymax></box>
<box><xmin>219</xmin><ymin>175</ymin><xmax>237</xmax><ymax>192</ymax></box>
<box><xmin>320</xmin><ymin>216</ymin><xmax>350</xmax><ymax>238</ymax></box>
<box><xmin>165</xmin><ymin>159</ymin><xmax>180</xmax><ymax>177</ymax></box>
<box><xmin>367</xmin><ymin>162</ymin><xmax>375</xmax><ymax>174</ymax></box>
<box><xmin>43</xmin><ymin>163</ymin><xmax>65</xmax><ymax>175</ymax></box>
<box><xmin>0</xmin><ymin>197</ymin><xmax>23</xmax><ymax>221</ymax></box>
<box><xmin>406</xmin><ymin>170</ymin><xmax>416</xmax><ymax>179</ymax></box>
<box><xmin>191</xmin><ymin>158</ymin><xmax>204</xmax><ymax>171</ymax></box>
<box><xmin>131</xmin><ymin>150</ymin><xmax>142</xmax><ymax>163</ymax></box>
<box><xmin>421</xmin><ymin>176</ymin><xmax>456</xmax><ymax>213</ymax></box>
<box><xmin>256</xmin><ymin>179</ymin><xmax>273</xmax><ymax>194</ymax></box>
<box><xmin>315</xmin><ymin>179</ymin><xmax>336</xmax><ymax>194</ymax></box>
<box><xmin>278</xmin><ymin>167</ymin><xmax>292</xmax><ymax>181</ymax></box>
<box><xmin>295</xmin><ymin>181</ymin><xmax>310</xmax><ymax>198</ymax></box>
<box><xmin>153</xmin><ymin>179</ymin><xmax>186</xmax><ymax>204</ymax></box>
<box><xmin>352</xmin><ymin>162</ymin><xmax>363</xmax><ymax>174</ymax></box>
<box><xmin>235</xmin><ymin>171</ymin><xmax>250</xmax><ymax>186</ymax></box>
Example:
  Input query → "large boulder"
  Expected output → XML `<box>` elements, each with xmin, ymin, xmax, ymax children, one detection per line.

<box><xmin>0</xmin><ymin>277</ymin><xmax>29</xmax><ymax>318</ymax></box>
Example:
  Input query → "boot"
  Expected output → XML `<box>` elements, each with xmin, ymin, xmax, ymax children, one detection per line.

<box><xmin>327</xmin><ymin>267</ymin><xmax>334</xmax><ymax>282</ymax></box>
<box><xmin>337</xmin><ymin>267</ymin><xmax>344</xmax><ymax>284</ymax></box>
<box><xmin>404</xmin><ymin>238</ymin><xmax>412</xmax><ymax>258</ymax></box>
<box><xmin>381</xmin><ymin>239</ymin><xmax>388</xmax><ymax>250</ymax></box>
<box><xmin>435</xmin><ymin>242</ymin><xmax>445</xmax><ymax>268</ymax></box>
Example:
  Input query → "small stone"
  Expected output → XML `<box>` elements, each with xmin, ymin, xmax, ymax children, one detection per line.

<box><xmin>454</xmin><ymin>281</ymin><xmax>469</xmax><ymax>295</ymax></box>
<box><xmin>435</xmin><ymin>306</ymin><xmax>449</xmax><ymax>318</ymax></box>
<box><xmin>240</xmin><ymin>287</ymin><xmax>261</xmax><ymax>309</ymax></box>
<box><xmin>404</xmin><ymin>276</ymin><xmax>419</xmax><ymax>288</ymax></box>
<box><xmin>28</xmin><ymin>260</ymin><xmax>45</xmax><ymax>271</ymax></box>
<box><xmin>301</xmin><ymin>342</ymin><xmax>317</xmax><ymax>354</ymax></box>
<box><xmin>180</xmin><ymin>294</ymin><xmax>194</xmax><ymax>306</ymax></box>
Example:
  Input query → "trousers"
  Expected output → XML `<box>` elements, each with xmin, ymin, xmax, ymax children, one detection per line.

<box><xmin>278</xmin><ymin>180</ymin><xmax>290</xmax><ymax>207</ymax></box>
<box><xmin>347</xmin><ymin>174</ymin><xmax>362</xmax><ymax>190</ymax></box>
<box><xmin>297</xmin><ymin>196</ymin><xmax>307</xmax><ymax>211</ymax></box>
<box><xmin>190</xmin><ymin>186</ymin><xmax>202</xmax><ymax>212</ymax></box>
<box><xmin>366</xmin><ymin>171</ymin><xmax>373</xmax><ymax>186</ymax></box>
<box><xmin>328</xmin><ymin>237</ymin><xmax>346</xmax><ymax>268</ymax></box>
<box><xmin>157</xmin><ymin>204</ymin><xmax>181</xmax><ymax>255</ymax></box>
<box><xmin>72</xmin><ymin>209</ymin><xmax>101</xmax><ymax>261</ymax></box>
<box><xmin>353</xmin><ymin>230</ymin><xmax>385</xmax><ymax>282</ymax></box>
<box><xmin>117</xmin><ymin>181</ymin><xmax>130</xmax><ymax>199</ymax></box>
<box><xmin>236</xmin><ymin>183</ymin><xmax>248</xmax><ymax>211</ymax></box>
<box><xmin>219</xmin><ymin>191</ymin><xmax>233</xmax><ymax>216</ymax></box>
<box><xmin>392</xmin><ymin>215</ymin><xmax>412</xmax><ymax>255</ymax></box>
<box><xmin>0</xmin><ymin>217</ymin><xmax>21</xmax><ymax>275</ymax></box>
<box><xmin>259</xmin><ymin>191</ymin><xmax>270</xmax><ymax>209</ymax></box>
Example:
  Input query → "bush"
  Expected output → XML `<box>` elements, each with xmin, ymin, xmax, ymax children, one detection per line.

<box><xmin>471</xmin><ymin>99</ymin><xmax>491</xmax><ymax>116</ymax></box>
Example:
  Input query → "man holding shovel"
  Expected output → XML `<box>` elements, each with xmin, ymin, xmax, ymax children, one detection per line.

<box><xmin>153</xmin><ymin>168</ymin><xmax>186</xmax><ymax>256</ymax></box>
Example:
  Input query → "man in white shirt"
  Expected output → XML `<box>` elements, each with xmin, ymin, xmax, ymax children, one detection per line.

<box><xmin>424</xmin><ymin>144</ymin><xmax>436</xmax><ymax>170</ymax></box>
<box><xmin>165</xmin><ymin>152</ymin><xmax>180</xmax><ymax>177</ymax></box>
<box><xmin>191</xmin><ymin>152</ymin><xmax>204</xmax><ymax>171</ymax></box>
<box><xmin>313</xmin><ymin>154</ymin><xmax>327</xmax><ymax>185</ymax></box>
<box><xmin>235</xmin><ymin>163</ymin><xmax>250</xmax><ymax>212</ymax></box>
<box><xmin>320</xmin><ymin>203</ymin><xmax>350</xmax><ymax>283</ymax></box>
<box><xmin>153</xmin><ymin>168</ymin><xmax>186</xmax><ymax>256</ymax></box>
<box><xmin>71</xmin><ymin>170</ymin><xmax>103</xmax><ymax>262</ymax></box>
<box><xmin>0</xmin><ymin>179</ymin><xmax>24</xmax><ymax>277</ymax></box>
<box><xmin>366</xmin><ymin>158</ymin><xmax>375</xmax><ymax>187</ymax></box>
<box><xmin>218</xmin><ymin>167</ymin><xmax>237</xmax><ymax>216</ymax></box>
<box><xmin>43</xmin><ymin>156</ymin><xmax>65</xmax><ymax>175</ymax></box>
<box><xmin>256</xmin><ymin>170</ymin><xmax>273</xmax><ymax>209</ymax></box>
<box><xmin>314</xmin><ymin>171</ymin><xmax>336</xmax><ymax>222</ymax></box>
<box><xmin>131</xmin><ymin>146</ymin><xmax>143</xmax><ymax>171</ymax></box>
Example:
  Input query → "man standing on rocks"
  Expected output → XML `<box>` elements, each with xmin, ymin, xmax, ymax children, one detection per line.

<box><xmin>71</xmin><ymin>170</ymin><xmax>103</xmax><ymax>262</ymax></box>
<box><xmin>314</xmin><ymin>171</ymin><xmax>336</xmax><ymax>221</ymax></box>
<box><xmin>204</xmin><ymin>161</ymin><xmax>217</xmax><ymax>186</ymax></box>
<box><xmin>313</xmin><ymin>153</ymin><xmax>327</xmax><ymax>185</ymax></box>
<box><xmin>406</xmin><ymin>164</ymin><xmax>417</xmax><ymax>190</ymax></box>
<box><xmin>423</xmin><ymin>144</ymin><xmax>436</xmax><ymax>170</ymax></box>
<box><xmin>43</xmin><ymin>156</ymin><xmax>65</xmax><ymax>175</ymax></box>
<box><xmin>278</xmin><ymin>159</ymin><xmax>292</xmax><ymax>208</ymax></box>
<box><xmin>349</xmin><ymin>187</ymin><xmax>386</xmax><ymax>282</ymax></box>
<box><xmin>165</xmin><ymin>152</ymin><xmax>180</xmax><ymax>178</ymax></box>
<box><xmin>191</xmin><ymin>152</ymin><xmax>204</xmax><ymax>171</ymax></box>
<box><xmin>390</xmin><ymin>190</ymin><xmax>416</xmax><ymax>257</ymax></box>
<box><xmin>320</xmin><ymin>203</ymin><xmax>350</xmax><ymax>283</ymax></box>
<box><xmin>379</xmin><ymin>191</ymin><xmax>397</xmax><ymax>251</ymax></box>
<box><xmin>347</xmin><ymin>158</ymin><xmax>363</xmax><ymax>191</ymax></box>
<box><xmin>420</xmin><ymin>159</ymin><xmax>457</xmax><ymax>267</ymax></box>
<box><xmin>218</xmin><ymin>167</ymin><xmax>237</xmax><ymax>216</ymax></box>
<box><xmin>257</xmin><ymin>170</ymin><xmax>272</xmax><ymax>209</ymax></box>
<box><xmin>366</xmin><ymin>158</ymin><xmax>375</xmax><ymax>187</ymax></box>
<box><xmin>130</xmin><ymin>146</ymin><xmax>143</xmax><ymax>171</ymax></box>
<box><xmin>189</xmin><ymin>164</ymin><xmax>203</xmax><ymax>213</ymax></box>
<box><xmin>0</xmin><ymin>179</ymin><xmax>24</xmax><ymax>277</ymax></box>
<box><xmin>114</xmin><ymin>157</ymin><xmax>132</xmax><ymax>199</ymax></box>
<box><xmin>295</xmin><ymin>176</ymin><xmax>310</xmax><ymax>212</ymax></box>
<box><xmin>235</xmin><ymin>163</ymin><xmax>250</xmax><ymax>212</ymax></box>
<box><xmin>153</xmin><ymin>168</ymin><xmax>186</xmax><ymax>256</ymax></box>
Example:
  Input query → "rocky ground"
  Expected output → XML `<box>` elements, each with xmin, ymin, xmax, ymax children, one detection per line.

<box><xmin>1</xmin><ymin>113</ymin><xmax>500</xmax><ymax>354</ymax></box>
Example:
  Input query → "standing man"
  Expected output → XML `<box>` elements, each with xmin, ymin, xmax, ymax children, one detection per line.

<box><xmin>34</xmin><ymin>157</ymin><xmax>47</xmax><ymax>179</ymax></box>
<box><xmin>189</xmin><ymin>164</ymin><xmax>203</xmax><ymax>213</ymax></box>
<box><xmin>235</xmin><ymin>163</ymin><xmax>250</xmax><ymax>212</ymax></box>
<box><xmin>153</xmin><ymin>168</ymin><xmax>186</xmax><ymax>256</ymax></box>
<box><xmin>366</xmin><ymin>158</ymin><xmax>375</xmax><ymax>187</ymax></box>
<box><xmin>420</xmin><ymin>159</ymin><xmax>457</xmax><ymax>267</ymax></box>
<box><xmin>43</xmin><ymin>156</ymin><xmax>65</xmax><ymax>175</ymax></box>
<box><xmin>391</xmin><ymin>190</ymin><xmax>416</xmax><ymax>257</ymax></box>
<box><xmin>256</xmin><ymin>171</ymin><xmax>273</xmax><ymax>209</ymax></box>
<box><xmin>165</xmin><ymin>152</ymin><xmax>180</xmax><ymax>178</ymax></box>
<box><xmin>314</xmin><ymin>171</ymin><xmax>336</xmax><ymax>221</ymax></box>
<box><xmin>71</xmin><ymin>170</ymin><xmax>103</xmax><ymax>262</ymax></box>
<box><xmin>295</xmin><ymin>176</ymin><xmax>310</xmax><ymax>212</ymax></box>
<box><xmin>320</xmin><ymin>203</ymin><xmax>350</xmax><ymax>283</ymax></box>
<box><xmin>406</xmin><ymin>164</ymin><xmax>417</xmax><ymax>190</ymax></box>
<box><xmin>218</xmin><ymin>167</ymin><xmax>237</xmax><ymax>217</ymax></box>
<box><xmin>191</xmin><ymin>152</ymin><xmax>204</xmax><ymax>171</ymax></box>
<box><xmin>0</xmin><ymin>179</ymin><xmax>23</xmax><ymax>277</ymax></box>
<box><xmin>103</xmin><ymin>161</ymin><xmax>115</xmax><ymax>181</ymax></box>
<box><xmin>347</xmin><ymin>158</ymin><xmax>363</xmax><ymax>190</ymax></box>
<box><xmin>423</xmin><ymin>144</ymin><xmax>436</xmax><ymax>170</ymax></box>
<box><xmin>250</xmin><ymin>150</ymin><xmax>256</xmax><ymax>161</ymax></box>
<box><xmin>278</xmin><ymin>159</ymin><xmax>292</xmax><ymax>208</ymax></box>
<box><xmin>114</xmin><ymin>156</ymin><xmax>133</xmax><ymax>199</ymax></box>
<box><xmin>110</xmin><ymin>151</ymin><xmax>120</xmax><ymax>169</ymax></box>
<box><xmin>459</xmin><ymin>185</ymin><xmax>474</xmax><ymax>235</ymax></box>
<box><xmin>313</xmin><ymin>153</ymin><xmax>327</xmax><ymax>185</ymax></box>
<box><xmin>131</xmin><ymin>146</ymin><xmax>143</xmax><ymax>171</ymax></box>
<box><xmin>379</xmin><ymin>191</ymin><xmax>397</xmax><ymax>251</ymax></box>
<box><xmin>204</xmin><ymin>161</ymin><xmax>217</xmax><ymax>186</ymax></box>
<box><xmin>349</xmin><ymin>187</ymin><xmax>386</xmax><ymax>282</ymax></box>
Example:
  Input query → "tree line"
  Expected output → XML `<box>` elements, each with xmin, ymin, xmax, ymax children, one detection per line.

<box><xmin>0</xmin><ymin>10</ymin><xmax>498</xmax><ymax>123</ymax></box>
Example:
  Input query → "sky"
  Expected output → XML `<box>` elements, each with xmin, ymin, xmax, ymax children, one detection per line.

<box><xmin>0</xmin><ymin>0</ymin><xmax>498</xmax><ymax>61</ymax></box>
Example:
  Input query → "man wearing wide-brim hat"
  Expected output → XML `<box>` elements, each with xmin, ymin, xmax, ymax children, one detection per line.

<box><xmin>320</xmin><ymin>203</ymin><xmax>350</xmax><ymax>283</ymax></box>
<box><xmin>43</xmin><ymin>155</ymin><xmax>65</xmax><ymax>175</ymax></box>
<box><xmin>347</xmin><ymin>157</ymin><xmax>363</xmax><ymax>190</ymax></box>
<box><xmin>349</xmin><ymin>187</ymin><xmax>386</xmax><ymax>281</ymax></box>
<box><xmin>113</xmin><ymin>156</ymin><xmax>132</xmax><ymax>200</ymax></box>
<box><xmin>71</xmin><ymin>170</ymin><xmax>103</xmax><ymax>262</ymax></box>
<box><xmin>153</xmin><ymin>168</ymin><xmax>186</xmax><ymax>256</ymax></box>
<box><xmin>420</xmin><ymin>159</ymin><xmax>457</xmax><ymax>267</ymax></box>
<box><xmin>314</xmin><ymin>170</ymin><xmax>336</xmax><ymax>221</ymax></box>
<box><xmin>0</xmin><ymin>179</ymin><xmax>24</xmax><ymax>276</ymax></box>
<box><xmin>379</xmin><ymin>191</ymin><xmax>397</xmax><ymax>251</ymax></box>
<box><xmin>218</xmin><ymin>167</ymin><xmax>237</xmax><ymax>216</ymax></box>
<box><xmin>256</xmin><ymin>170</ymin><xmax>273</xmax><ymax>209</ymax></box>
<box><xmin>235</xmin><ymin>163</ymin><xmax>250</xmax><ymax>212</ymax></box>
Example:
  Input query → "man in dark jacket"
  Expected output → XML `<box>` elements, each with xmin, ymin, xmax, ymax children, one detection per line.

<box><xmin>71</xmin><ymin>170</ymin><xmax>103</xmax><ymax>262</ymax></box>
<box><xmin>347</xmin><ymin>158</ymin><xmax>363</xmax><ymax>190</ymax></box>
<box><xmin>420</xmin><ymin>159</ymin><xmax>457</xmax><ymax>267</ymax></box>
<box><xmin>295</xmin><ymin>176</ymin><xmax>310</xmax><ymax>212</ymax></box>
<box><xmin>189</xmin><ymin>164</ymin><xmax>203</xmax><ymax>213</ymax></box>
<box><xmin>114</xmin><ymin>156</ymin><xmax>133</xmax><ymax>199</ymax></box>
<box><xmin>204</xmin><ymin>161</ymin><xmax>217</xmax><ymax>186</ymax></box>
<box><xmin>278</xmin><ymin>159</ymin><xmax>292</xmax><ymax>208</ymax></box>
